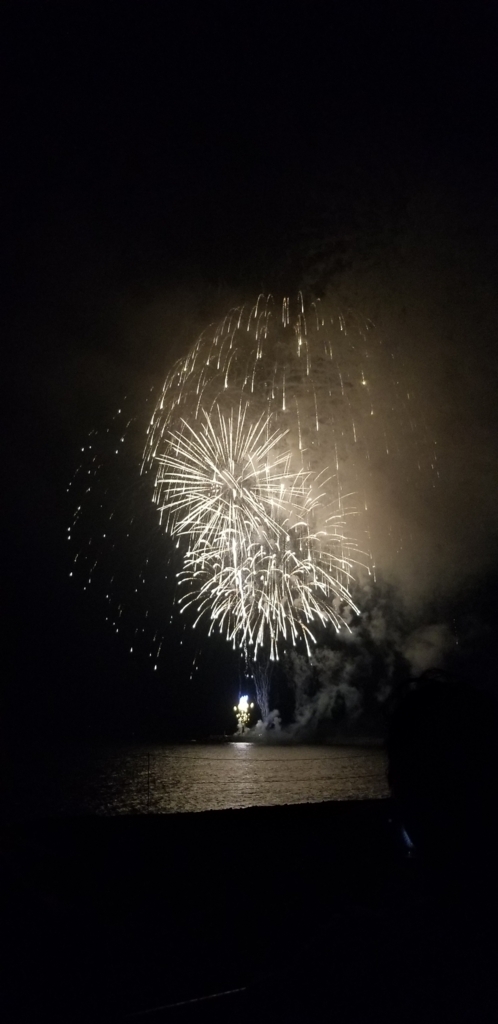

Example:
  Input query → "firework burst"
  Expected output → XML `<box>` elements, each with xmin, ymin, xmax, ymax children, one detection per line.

<box><xmin>144</xmin><ymin>294</ymin><xmax>368</xmax><ymax>664</ymax></box>
<box><xmin>153</xmin><ymin>404</ymin><xmax>306</xmax><ymax>550</ymax></box>
<box><xmin>70</xmin><ymin>291</ymin><xmax>436</xmax><ymax>714</ymax></box>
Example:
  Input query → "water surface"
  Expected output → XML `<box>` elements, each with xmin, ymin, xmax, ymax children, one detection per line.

<box><xmin>7</xmin><ymin>742</ymin><xmax>388</xmax><ymax>818</ymax></box>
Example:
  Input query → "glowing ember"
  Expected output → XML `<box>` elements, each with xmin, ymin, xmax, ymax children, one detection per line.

<box><xmin>234</xmin><ymin>694</ymin><xmax>254</xmax><ymax>732</ymax></box>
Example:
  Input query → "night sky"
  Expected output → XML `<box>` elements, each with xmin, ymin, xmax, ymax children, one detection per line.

<box><xmin>4</xmin><ymin>2</ymin><xmax>498</xmax><ymax>745</ymax></box>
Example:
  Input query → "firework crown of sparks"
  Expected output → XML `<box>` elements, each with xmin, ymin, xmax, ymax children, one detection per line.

<box><xmin>143</xmin><ymin>295</ymin><xmax>370</xmax><ymax>659</ymax></box>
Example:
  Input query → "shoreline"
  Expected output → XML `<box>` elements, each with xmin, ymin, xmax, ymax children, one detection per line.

<box><xmin>1</xmin><ymin>798</ymin><xmax>401</xmax><ymax>1019</ymax></box>
<box><xmin>206</xmin><ymin>733</ymin><xmax>384</xmax><ymax>746</ymax></box>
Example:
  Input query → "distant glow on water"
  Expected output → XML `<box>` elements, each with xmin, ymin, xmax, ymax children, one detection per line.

<box><xmin>234</xmin><ymin>695</ymin><xmax>254</xmax><ymax>731</ymax></box>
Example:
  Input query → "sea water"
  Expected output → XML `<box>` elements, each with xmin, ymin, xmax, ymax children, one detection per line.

<box><xmin>5</xmin><ymin>742</ymin><xmax>388</xmax><ymax>818</ymax></box>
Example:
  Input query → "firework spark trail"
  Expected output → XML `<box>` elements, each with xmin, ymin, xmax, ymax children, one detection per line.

<box><xmin>154</xmin><ymin>405</ymin><xmax>360</xmax><ymax>658</ymax></box>
<box><xmin>249</xmin><ymin>658</ymin><xmax>273</xmax><ymax>724</ymax></box>
<box><xmin>144</xmin><ymin>295</ymin><xmax>372</xmax><ymax>663</ymax></box>
<box><xmin>179</xmin><ymin>542</ymin><xmax>360</xmax><ymax>660</ymax></box>
<box><xmin>154</xmin><ymin>406</ymin><xmax>306</xmax><ymax>547</ymax></box>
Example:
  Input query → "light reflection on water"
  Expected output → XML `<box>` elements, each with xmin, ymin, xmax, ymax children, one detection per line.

<box><xmin>66</xmin><ymin>743</ymin><xmax>389</xmax><ymax>816</ymax></box>
<box><xmin>7</xmin><ymin>743</ymin><xmax>388</xmax><ymax>818</ymax></box>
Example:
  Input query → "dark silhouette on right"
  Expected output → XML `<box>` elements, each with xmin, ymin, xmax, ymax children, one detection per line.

<box><xmin>385</xmin><ymin>675</ymin><xmax>498</xmax><ymax>1022</ymax></box>
<box><xmin>387</xmin><ymin>675</ymin><xmax>497</xmax><ymax>886</ymax></box>
<box><xmin>244</xmin><ymin>675</ymin><xmax>497</xmax><ymax>1024</ymax></box>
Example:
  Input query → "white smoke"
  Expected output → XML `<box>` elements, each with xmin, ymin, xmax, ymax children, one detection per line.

<box><xmin>402</xmin><ymin>623</ymin><xmax>455</xmax><ymax>676</ymax></box>
<box><xmin>284</xmin><ymin>637</ymin><xmax>371</xmax><ymax>738</ymax></box>
<box><xmin>282</xmin><ymin>592</ymin><xmax>457</xmax><ymax>737</ymax></box>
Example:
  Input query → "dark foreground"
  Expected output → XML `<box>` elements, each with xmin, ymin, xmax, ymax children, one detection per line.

<box><xmin>1</xmin><ymin>800</ymin><xmax>495</xmax><ymax>1022</ymax></box>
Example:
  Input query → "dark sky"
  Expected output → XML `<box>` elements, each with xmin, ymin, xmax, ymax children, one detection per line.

<box><xmin>4</xmin><ymin>1</ymin><xmax>498</xmax><ymax>743</ymax></box>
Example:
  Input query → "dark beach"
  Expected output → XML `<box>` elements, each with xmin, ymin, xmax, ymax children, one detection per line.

<box><xmin>2</xmin><ymin>798</ymin><xmax>406</xmax><ymax>1021</ymax></box>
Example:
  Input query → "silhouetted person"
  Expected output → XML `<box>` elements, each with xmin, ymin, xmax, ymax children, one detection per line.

<box><xmin>244</xmin><ymin>677</ymin><xmax>497</xmax><ymax>1023</ymax></box>
<box><xmin>385</xmin><ymin>676</ymin><xmax>498</xmax><ymax>1022</ymax></box>
<box><xmin>387</xmin><ymin>676</ymin><xmax>497</xmax><ymax>903</ymax></box>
